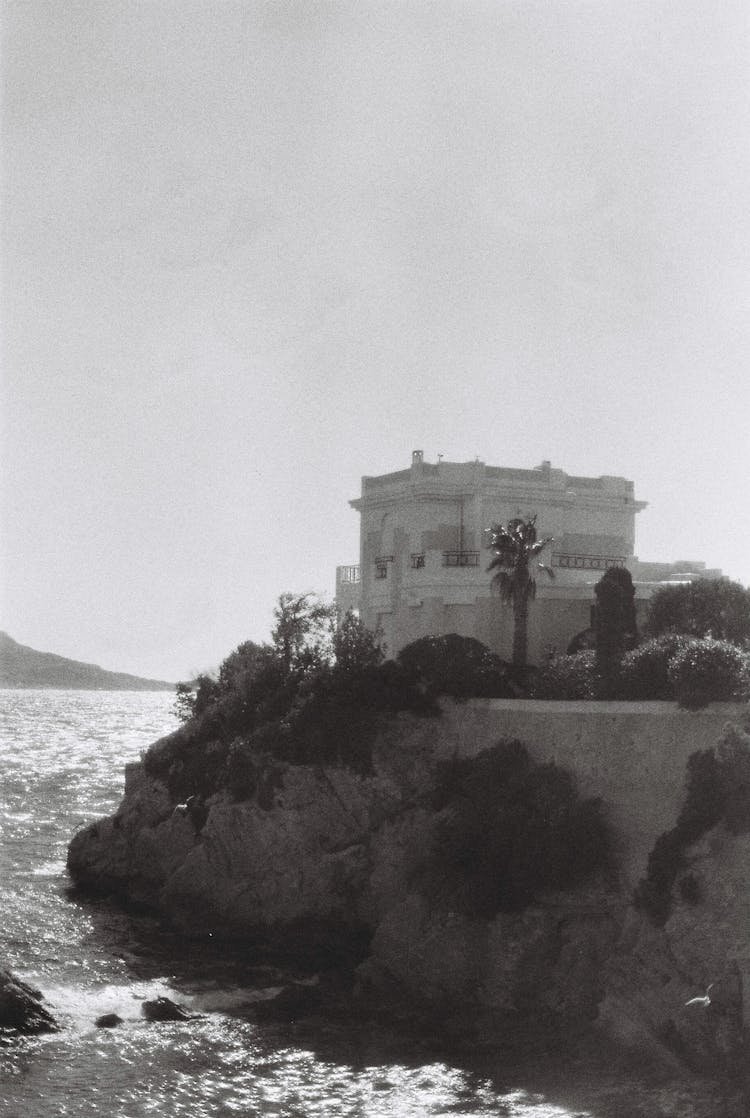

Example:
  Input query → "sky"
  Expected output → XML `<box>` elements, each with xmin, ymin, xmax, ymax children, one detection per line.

<box><xmin>2</xmin><ymin>0</ymin><xmax>749</xmax><ymax>680</ymax></box>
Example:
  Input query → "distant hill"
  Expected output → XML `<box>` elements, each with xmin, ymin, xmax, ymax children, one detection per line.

<box><xmin>0</xmin><ymin>632</ymin><xmax>175</xmax><ymax>691</ymax></box>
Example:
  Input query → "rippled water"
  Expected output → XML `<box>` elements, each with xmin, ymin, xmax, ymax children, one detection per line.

<box><xmin>0</xmin><ymin>690</ymin><xmax>726</xmax><ymax>1117</ymax></box>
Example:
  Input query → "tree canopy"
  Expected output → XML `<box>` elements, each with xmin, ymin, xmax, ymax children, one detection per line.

<box><xmin>486</xmin><ymin>516</ymin><xmax>554</xmax><ymax>667</ymax></box>
<box><xmin>645</xmin><ymin>578</ymin><xmax>750</xmax><ymax>647</ymax></box>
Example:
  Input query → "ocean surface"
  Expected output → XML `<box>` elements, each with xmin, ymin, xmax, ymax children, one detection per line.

<box><xmin>0</xmin><ymin>689</ymin><xmax>726</xmax><ymax>1117</ymax></box>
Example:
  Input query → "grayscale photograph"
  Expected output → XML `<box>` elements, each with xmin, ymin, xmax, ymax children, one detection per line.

<box><xmin>2</xmin><ymin>2</ymin><xmax>749</xmax><ymax>1115</ymax></box>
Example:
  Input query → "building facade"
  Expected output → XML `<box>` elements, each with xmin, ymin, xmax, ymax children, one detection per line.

<box><xmin>336</xmin><ymin>451</ymin><xmax>718</xmax><ymax>663</ymax></box>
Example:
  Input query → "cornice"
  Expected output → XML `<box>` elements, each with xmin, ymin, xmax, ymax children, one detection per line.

<box><xmin>350</xmin><ymin>482</ymin><xmax>643</xmax><ymax>514</ymax></box>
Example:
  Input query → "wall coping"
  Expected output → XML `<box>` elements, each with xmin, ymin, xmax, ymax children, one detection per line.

<box><xmin>461</xmin><ymin>699</ymin><xmax>747</xmax><ymax>717</ymax></box>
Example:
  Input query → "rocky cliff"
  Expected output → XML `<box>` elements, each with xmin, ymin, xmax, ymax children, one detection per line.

<box><xmin>67</xmin><ymin>710</ymin><xmax>750</xmax><ymax>1098</ymax></box>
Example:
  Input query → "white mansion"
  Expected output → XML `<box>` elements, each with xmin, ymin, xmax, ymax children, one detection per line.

<box><xmin>336</xmin><ymin>451</ymin><xmax>720</xmax><ymax>664</ymax></box>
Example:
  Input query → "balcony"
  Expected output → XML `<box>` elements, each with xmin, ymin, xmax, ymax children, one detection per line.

<box><xmin>442</xmin><ymin>550</ymin><xmax>480</xmax><ymax>568</ymax></box>
<box><xmin>337</xmin><ymin>565</ymin><xmax>361</xmax><ymax>584</ymax></box>
<box><xmin>554</xmin><ymin>555</ymin><xmax>625</xmax><ymax>571</ymax></box>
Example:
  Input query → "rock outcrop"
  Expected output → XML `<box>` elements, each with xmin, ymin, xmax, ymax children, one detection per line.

<box><xmin>65</xmin><ymin>717</ymin><xmax>616</xmax><ymax>1042</ymax></box>
<box><xmin>599</xmin><ymin>827</ymin><xmax>750</xmax><ymax>1080</ymax></box>
<box><xmin>67</xmin><ymin>712</ymin><xmax>750</xmax><ymax>1091</ymax></box>
<box><xmin>67</xmin><ymin>721</ymin><xmax>439</xmax><ymax>951</ymax></box>
<box><xmin>0</xmin><ymin>967</ymin><xmax>57</xmax><ymax>1033</ymax></box>
<box><xmin>141</xmin><ymin>996</ymin><xmax>197</xmax><ymax>1022</ymax></box>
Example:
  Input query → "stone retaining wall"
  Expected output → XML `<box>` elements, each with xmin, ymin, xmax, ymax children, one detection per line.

<box><xmin>431</xmin><ymin>700</ymin><xmax>744</xmax><ymax>885</ymax></box>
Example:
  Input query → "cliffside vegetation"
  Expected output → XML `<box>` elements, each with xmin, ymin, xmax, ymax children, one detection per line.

<box><xmin>151</xmin><ymin>598</ymin><xmax>513</xmax><ymax>802</ymax></box>
<box><xmin>424</xmin><ymin>739</ymin><xmax>613</xmax><ymax>917</ymax></box>
<box><xmin>635</xmin><ymin>715</ymin><xmax>750</xmax><ymax>925</ymax></box>
<box><xmin>152</xmin><ymin>598</ymin><xmax>416</xmax><ymax>799</ymax></box>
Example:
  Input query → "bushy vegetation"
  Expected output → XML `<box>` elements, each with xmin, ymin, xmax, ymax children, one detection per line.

<box><xmin>156</xmin><ymin>617</ymin><xmax>527</xmax><ymax>804</ymax></box>
<box><xmin>635</xmin><ymin>717</ymin><xmax>750</xmax><ymax>925</ymax></box>
<box><xmin>425</xmin><ymin>740</ymin><xmax>612</xmax><ymax>917</ymax></box>
<box><xmin>534</xmin><ymin>575</ymin><xmax>750</xmax><ymax>703</ymax></box>
<box><xmin>150</xmin><ymin>599</ymin><xmax>432</xmax><ymax>801</ymax></box>
<box><xmin>530</xmin><ymin>651</ymin><xmax>597</xmax><ymax>700</ymax></box>
<box><xmin>646</xmin><ymin>578</ymin><xmax>750</xmax><ymax>646</ymax></box>
<box><xmin>531</xmin><ymin>635</ymin><xmax>750</xmax><ymax>707</ymax></box>
<box><xmin>667</xmin><ymin>638</ymin><xmax>750</xmax><ymax>709</ymax></box>
<box><xmin>396</xmin><ymin>634</ymin><xmax>513</xmax><ymax>701</ymax></box>
<box><xmin>617</xmin><ymin>634</ymin><xmax>690</xmax><ymax>701</ymax></box>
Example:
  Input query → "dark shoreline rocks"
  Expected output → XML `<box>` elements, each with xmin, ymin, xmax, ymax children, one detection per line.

<box><xmin>141</xmin><ymin>996</ymin><xmax>198</xmax><ymax>1022</ymax></box>
<box><xmin>0</xmin><ymin>966</ymin><xmax>57</xmax><ymax>1034</ymax></box>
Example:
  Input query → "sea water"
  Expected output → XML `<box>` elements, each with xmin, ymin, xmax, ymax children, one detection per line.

<box><xmin>0</xmin><ymin>690</ymin><xmax>723</xmax><ymax>1117</ymax></box>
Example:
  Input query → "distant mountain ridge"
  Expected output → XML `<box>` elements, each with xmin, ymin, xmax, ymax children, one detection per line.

<box><xmin>0</xmin><ymin>632</ymin><xmax>175</xmax><ymax>691</ymax></box>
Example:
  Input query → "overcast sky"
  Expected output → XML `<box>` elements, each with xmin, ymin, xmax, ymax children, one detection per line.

<box><xmin>3</xmin><ymin>0</ymin><xmax>749</xmax><ymax>680</ymax></box>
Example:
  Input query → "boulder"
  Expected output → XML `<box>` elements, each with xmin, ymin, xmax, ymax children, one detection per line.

<box><xmin>141</xmin><ymin>996</ymin><xmax>195</xmax><ymax>1022</ymax></box>
<box><xmin>95</xmin><ymin>1013</ymin><xmax>124</xmax><ymax>1028</ymax></box>
<box><xmin>0</xmin><ymin>966</ymin><xmax>57</xmax><ymax>1033</ymax></box>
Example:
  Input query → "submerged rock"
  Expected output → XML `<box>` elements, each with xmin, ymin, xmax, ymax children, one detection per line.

<box><xmin>0</xmin><ymin>966</ymin><xmax>57</xmax><ymax>1033</ymax></box>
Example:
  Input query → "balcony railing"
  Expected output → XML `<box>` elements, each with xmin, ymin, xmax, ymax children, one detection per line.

<box><xmin>442</xmin><ymin>550</ymin><xmax>480</xmax><ymax>568</ymax></box>
<box><xmin>338</xmin><ymin>565</ymin><xmax>361</xmax><ymax>584</ymax></box>
<box><xmin>554</xmin><ymin>555</ymin><xmax>625</xmax><ymax>571</ymax></box>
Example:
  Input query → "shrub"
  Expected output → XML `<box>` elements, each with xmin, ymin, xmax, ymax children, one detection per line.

<box><xmin>645</xmin><ymin>578</ymin><xmax>750</xmax><ymax>646</ymax></box>
<box><xmin>146</xmin><ymin>614</ymin><xmax>433</xmax><ymax>799</ymax></box>
<box><xmin>172</xmin><ymin>673</ymin><xmax>221</xmax><ymax>724</ymax></box>
<box><xmin>224</xmin><ymin>733</ymin><xmax>288</xmax><ymax>802</ymax></box>
<box><xmin>617</xmin><ymin>634</ymin><xmax>690</xmax><ymax>700</ymax></box>
<box><xmin>667</xmin><ymin>638</ymin><xmax>750</xmax><ymax>709</ymax></box>
<box><xmin>634</xmin><ymin>747</ymin><xmax>725</xmax><ymax>925</ymax></box>
<box><xmin>397</xmin><ymin>634</ymin><xmax>512</xmax><ymax>700</ymax></box>
<box><xmin>716</xmin><ymin>717</ymin><xmax>750</xmax><ymax>834</ymax></box>
<box><xmin>678</xmin><ymin>873</ymin><xmax>701</xmax><ymax>905</ymax></box>
<box><xmin>333</xmin><ymin>611</ymin><xmax>384</xmax><ymax>675</ymax></box>
<box><xmin>144</xmin><ymin>729</ymin><xmax>231</xmax><ymax>802</ymax></box>
<box><xmin>216</xmin><ymin>641</ymin><xmax>267</xmax><ymax>694</ymax></box>
<box><xmin>531</xmin><ymin>651</ymin><xmax>596</xmax><ymax>700</ymax></box>
<box><xmin>635</xmin><ymin>720</ymin><xmax>750</xmax><ymax>924</ymax></box>
<box><xmin>427</xmin><ymin>740</ymin><xmax>612</xmax><ymax>917</ymax></box>
<box><xmin>173</xmin><ymin>681</ymin><xmax>196</xmax><ymax>724</ymax></box>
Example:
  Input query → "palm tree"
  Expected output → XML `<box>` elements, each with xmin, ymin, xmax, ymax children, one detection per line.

<box><xmin>487</xmin><ymin>516</ymin><xmax>554</xmax><ymax>668</ymax></box>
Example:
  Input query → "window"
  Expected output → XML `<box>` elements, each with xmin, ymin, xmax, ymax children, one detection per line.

<box><xmin>410</xmin><ymin>553</ymin><xmax>425</xmax><ymax>569</ymax></box>
<box><xmin>374</xmin><ymin>555</ymin><xmax>393</xmax><ymax>579</ymax></box>
<box><xmin>442</xmin><ymin>551</ymin><xmax>479</xmax><ymax>567</ymax></box>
